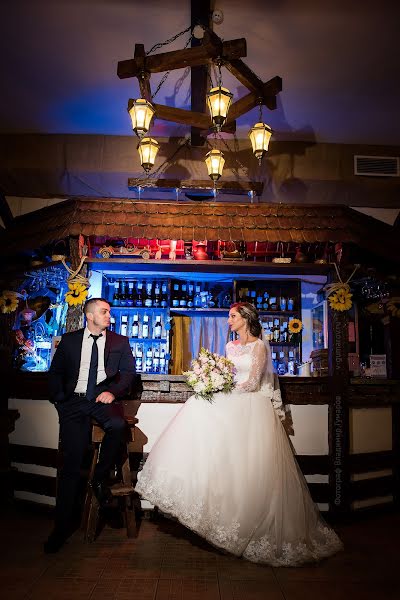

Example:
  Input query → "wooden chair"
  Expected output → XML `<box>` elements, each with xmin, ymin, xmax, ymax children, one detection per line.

<box><xmin>82</xmin><ymin>415</ymin><xmax>138</xmax><ymax>542</ymax></box>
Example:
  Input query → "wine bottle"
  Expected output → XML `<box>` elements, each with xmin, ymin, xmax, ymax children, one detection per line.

<box><xmin>109</xmin><ymin>316</ymin><xmax>116</xmax><ymax>332</ymax></box>
<box><xmin>145</xmin><ymin>346</ymin><xmax>153</xmax><ymax>372</ymax></box>
<box><xmin>179</xmin><ymin>283</ymin><xmax>188</xmax><ymax>307</ymax></box>
<box><xmin>131</xmin><ymin>314</ymin><xmax>139</xmax><ymax>338</ymax></box>
<box><xmin>113</xmin><ymin>281</ymin><xmax>120</xmax><ymax>306</ymax></box>
<box><xmin>136</xmin><ymin>281</ymin><xmax>144</xmax><ymax>307</ymax></box>
<box><xmin>120</xmin><ymin>315</ymin><xmax>128</xmax><ymax>336</ymax></box>
<box><xmin>187</xmin><ymin>283</ymin><xmax>194</xmax><ymax>308</ymax></box>
<box><xmin>172</xmin><ymin>282</ymin><xmax>180</xmax><ymax>308</ymax></box>
<box><xmin>154</xmin><ymin>315</ymin><xmax>162</xmax><ymax>339</ymax></box>
<box><xmin>153</xmin><ymin>346</ymin><xmax>160</xmax><ymax>373</ymax></box>
<box><xmin>142</xmin><ymin>314</ymin><xmax>149</xmax><ymax>338</ymax></box>
<box><xmin>153</xmin><ymin>281</ymin><xmax>161</xmax><ymax>308</ymax></box>
<box><xmin>194</xmin><ymin>283</ymin><xmax>202</xmax><ymax>308</ymax></box>
<box><xmin>119</xmin><ymin>281</ymin><xmax>127</xmax><ymax>307</ymax></box>
<box><xmin>161</xmin><ymin>281</ymin><xmax>169</xmax><ymax>307</ymax></box>
<box><xmin>145</xmin><ymin>280</ymin><xmax>153</xmax><ymax>308</ymax></box>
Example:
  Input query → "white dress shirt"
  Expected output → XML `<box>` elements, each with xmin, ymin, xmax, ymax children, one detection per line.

<box><xmin>74</xmin><ymin>328</ymin><xmax>107</xmax><ymax>394</ymax></box>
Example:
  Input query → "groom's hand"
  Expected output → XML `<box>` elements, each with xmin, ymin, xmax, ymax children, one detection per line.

<box><xmin>96</xmin><ymin>391</ymin><xmax>115</xmax><ymax>404</ymax></box>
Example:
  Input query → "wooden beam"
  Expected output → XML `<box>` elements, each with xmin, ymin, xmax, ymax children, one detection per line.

<box><xmin>225</xmin><ymin>76</ymin><xmax>283</xmax><ymax>122</ymax></box>
<box><xmin>128</xmin><ymin>178</ymin><xmax>263</xmax><ymax>196</ymax></box>
<box><xmin>153</xmin><ymin>103</ymin><xmax>210</xmax><ymax>129</ymax></box>
<box><xmin>134</xmin><ymin>44</ymin><xmax>152</xmax><ymax>101</ymax></box>
<box><xmin>190</xmin><ymin>0</ymin><xmax>211</xmax><ymax>147</ymax></box>
<box><xmin>118</xmin><ymin>38</ymin><xmax>247</xmax><ymax>79</ymax></box>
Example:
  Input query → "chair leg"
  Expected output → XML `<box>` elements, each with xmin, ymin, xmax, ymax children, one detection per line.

<box><xmin>122</xmin><ymin>495</ymin><xmax>137</xmax><ymax>538</ymax></box>
<box><xmin>85</xmin><ymin>496</ymin><xmax>100</xmax><ymax>542</ymax></box>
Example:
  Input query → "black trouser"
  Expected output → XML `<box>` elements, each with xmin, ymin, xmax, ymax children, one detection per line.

<box><xmin>54</xmin><ymin>394</ymin><xmax>125</xmax><ymax>535</ymax></box>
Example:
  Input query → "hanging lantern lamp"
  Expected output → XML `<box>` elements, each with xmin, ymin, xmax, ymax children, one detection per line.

<box><xmin>205</xmin><ymin>148</ymin><xmax>225</xmax><ymax>181</ymax></box>
<box><xmin>128</xmin><ymin>98</ymin><xmax>155</xmax><ymax>138</ymax></box>
<box><xmin>206</xmin><ymin>62</ymin><xmax>233</xmax><ymax>131</ymax></box>
<box><xmin>138</xmin><ymin>137</ymin><xmax>160</xmax><ymax>173</ymax></box>
<box><xmin>249</xmin><ymin>122</ymin><xmax>272</xmax><ymax>164</ymax></box>
<box><xmin>207</xmin><ymin>86</ymin><xmax>233</xmax><ymax>131</ymax></box>
<box><xmin>249</xmin><ymin>102</ymin><xmax>272</xmax><ymax>164</ymax></box>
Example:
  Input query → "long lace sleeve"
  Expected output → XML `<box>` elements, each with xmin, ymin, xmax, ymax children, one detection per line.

<box><xmin>235</xmin><ymin>341</ymin><xmax>267</xmax><ymax>393</ymax></box>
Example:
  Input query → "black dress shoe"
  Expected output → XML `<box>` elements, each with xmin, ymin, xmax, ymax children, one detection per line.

<box><xmin>90</xmin><ymin>480</ymin><xmax>113</xmax><ymax>506</ymax></box>
<box><xmin>44</xmin><ymin>530</ymin><xmax>68</xmax><ymax>554</ymax></box>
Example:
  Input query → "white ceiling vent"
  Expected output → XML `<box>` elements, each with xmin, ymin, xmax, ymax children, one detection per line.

<box><xmin>354</xmin><ymin>155</ymin><xmax>399</xmax><ymax>177</ymax></box>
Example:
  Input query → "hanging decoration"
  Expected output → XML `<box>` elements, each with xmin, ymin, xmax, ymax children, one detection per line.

<box><xmin>386</xmin><ymin>297</ymin><xmax>400</xmax><ymax>318</ymax></box>
<box><xmin>62</xmin><ymin>256</ymin><xmax>89</xmax><ymax>307</ymax></box>
<box><xmin>324</xmin><ymin>263</ymin><xmax>359</xmax><ymax>312</ymax></box>
<box><xmin>0</xmin><ymin>290</ymin><xmax>20</xmax><ymax>314</ymax></box>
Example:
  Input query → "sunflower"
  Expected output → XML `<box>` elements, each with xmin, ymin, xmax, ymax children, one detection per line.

<box><xmin>288</xmin><ymin>318</ymin><xmax>303</xmax><ymax>334</ymax></box>
<box><xmin>328</xmin><ymin>285</ymin><xmax>352</xmax><ymax>312</ymax></box>
<box><xmin>65</xmin><ymin>282</ymin><xmax>88</xmax><ymax>306</ymax></box>
<box><xmin>0</xmin><ymin>290</ymin><xmax>19</xmax><ymax>314</ymax></box>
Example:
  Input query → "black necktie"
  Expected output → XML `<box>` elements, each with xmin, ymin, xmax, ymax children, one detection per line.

<box><xmin>86</xmin><ymin>334</ymin><xmax>102</xmax><ymax>400</ymax></box>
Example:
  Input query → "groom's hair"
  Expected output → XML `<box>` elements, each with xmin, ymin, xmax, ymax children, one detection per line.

<box><xmin>84</xmin><ymin>298</ymin><xmax>110</xmax><ymax>314</ymax></box>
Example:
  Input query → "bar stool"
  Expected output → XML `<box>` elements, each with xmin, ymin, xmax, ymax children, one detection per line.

<box><xmin>82</xmin><ymin>415</ymin><xmax>138</xmax><ymax>542</ymax></box>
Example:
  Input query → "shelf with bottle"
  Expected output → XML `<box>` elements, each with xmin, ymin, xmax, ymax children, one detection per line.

<box><xmin>234</xmin><ymin>279</ymin><xmax>299</xmax><ymax>313</ymax></box>
<box><xmin>105</xmin><ymin>277</ymin><xmax>170</xmax><ymax>309</ymax></box>
<box><xmin>170</xmin><ymin>278</ymin><xmax>232</xmax><ymax>310</ymax></box>
<box><xmin>130</xmin><ymin>340</ymin><xmax>170</xmax><ymax>375</ymax></box>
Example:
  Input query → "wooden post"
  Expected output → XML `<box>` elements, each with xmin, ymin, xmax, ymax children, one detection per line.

<box><xmin>65</xmin><ymin>237</ymin><xmax>88</xmax><ymax>333</ymax></box>
<box><xmin>328</xmin><ymin>306</ymin><xmax>351</xmax><ymax>516</ymax></box>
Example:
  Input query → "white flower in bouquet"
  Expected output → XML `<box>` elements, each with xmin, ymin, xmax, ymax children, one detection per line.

<box><xmin>183</xmin><ymin>347</ymin><xmax>235</xmax><ymax>402</ymax></box>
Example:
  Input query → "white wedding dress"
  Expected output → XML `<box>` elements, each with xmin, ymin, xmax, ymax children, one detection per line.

<box><xmin>136</xmin><ymin>339</ymin><xmax>343</xmax><ymax>566</ymax></box>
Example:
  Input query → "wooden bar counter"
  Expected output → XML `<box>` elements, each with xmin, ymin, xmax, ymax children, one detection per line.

<box><xmin>6</xmin><ymin>371</ymin><xmax>400</xmax><ymax>517</ymax></box>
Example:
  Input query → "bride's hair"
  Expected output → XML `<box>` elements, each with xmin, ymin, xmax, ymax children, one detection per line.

<box><xmin>230</xmin><ymin>302</ymin><xmax>262</xmax><ymax>337</ymax></box>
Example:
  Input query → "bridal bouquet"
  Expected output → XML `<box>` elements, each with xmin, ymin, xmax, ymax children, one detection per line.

<box><xmin>183</xmin><ymin>347</ymin><xmax>235</xmax><ymax>402</ymax></box>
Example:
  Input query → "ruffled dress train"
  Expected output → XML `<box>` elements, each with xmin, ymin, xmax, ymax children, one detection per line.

<box><xmin>136</xmin><ymin>340</ymin><xmax>342</xmax><ymax>566</ymax></box>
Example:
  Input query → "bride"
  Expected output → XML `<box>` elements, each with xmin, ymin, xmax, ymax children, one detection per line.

<box><xmin>136</xmin><ymin>302</ymin><xmax>343</xmax><ymax>566</ymax></box>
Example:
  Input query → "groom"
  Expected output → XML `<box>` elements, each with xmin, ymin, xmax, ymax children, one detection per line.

<box><xmin>45</xmin><ymin>297</ymin><xmax>135</xmax><ymax>553</ymax></box>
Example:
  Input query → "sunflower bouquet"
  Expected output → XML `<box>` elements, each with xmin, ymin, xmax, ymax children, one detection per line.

<box><xmin>183</xmin><ymin>347</ymin><xmax>235</xmax><ymax>403</ymax></box>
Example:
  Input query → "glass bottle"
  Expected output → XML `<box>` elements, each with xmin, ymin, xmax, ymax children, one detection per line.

<box><xmin>179</xmin><ymin>283</ymin><xmax>188</xmax><ymax>308</ymax></box>
<box><xmin>109</xmin><ymin>316</ymin><xmax>116</xmax><ymax>332</ymax></box>
<box><xmin>287</xmin><ymin>297</ymin><xmax>294</xmax><ymax>311</ymax></box>
<box><xmin>154</xmin><ymin>315</ymin><xmax>162</xmax><ymax>339</ymax></box>
<box><xmin>273</xmin><ymin>318</ymin><xmax>280</xmax><ymax>342</ymax></box>
<box><xmin>262</xmin><ymin>291</ymin><xmax>270</xmax><ymax>310</ymax></box>
<box><xmin>142</xmin><ymin>314</ymin><xmax>149</xmax><ymax>338</ymax></box>
<box><xmin>194</xmin><ymin>283</ymin><xmax>202</xmax><ymax>308</ymax></box>
<box><xmin>131</xmin><ymin>314</ymin><xmax>139</xmax><ymax>338</ymax></box>
<box><xmin>113</xmin><ymin>281</ymin><xmax>120</xmax><ymax>306</ymax></box>
<box><xmin>256</xmin><ymin>290</ymin><xmax>263</xmax><ymax>310</ymax></box>
<box><xmin>161</xmin><ymin>281</ymin><xmax>169</xmax><ymax>308</ymax></box>
<box><xmin>277</xmin><ymin>351</ymin><xmax>287</xmax><ymax>375</ymax></box>
<box><xmin>269</xmin><ymin>296</ymin><xmax>277</xmax><ymax>311</ymax></box>
<box><xmin>187</xmin><ymin>283</ymin><xmax>194</xmax><ymax>308</ymax></box>
<box><xmin>120</xmin><ymin>315</ymin><xmax>128</xmax><ymax>336</ymax></box>
<box><xmin>153</xmin><ymin>345</ymin><xmax>160</xmax><ymax>373</ymax></box>
<box><xmin>153</xmin><ymin>280</ymin><xmax>161</xmax><ymax>308</ymax></box>
<box><xmin>172</xmin><ymin>282</ymin><xmax>180</xmax><ymax>308</ymax></box>
<box><xmin>136</xmin><ymin>281</ymin><xmax>144</xmax><ymax>307</ymax></box>
<box><xmin>145</xmin><ymin>346</ymin><xmax>153</xmax><ymax>372</ymax></box>
<box><xmin>119</xmin><ymin>281</ymin><xmax>127</xmax><ymax>307</ymax></box>
<box><xmin>145</xmin><ymin>280</ymin><xmax>153</xmax><ymax>308</ymax></box>
<box><xmin>160</xmin><ymin>349</ymin><xmax>166</xmax><ymax>374</ymax></box>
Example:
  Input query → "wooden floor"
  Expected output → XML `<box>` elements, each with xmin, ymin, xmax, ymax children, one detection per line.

<box><xmin>1</xmin><ymin>503</ymin><xmax>400</xmax><ymax>600</ymax></box>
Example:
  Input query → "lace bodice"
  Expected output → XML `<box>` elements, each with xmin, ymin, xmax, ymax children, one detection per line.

<box><xmin>226</xmin><ymin>339</ymin><xmax>266</xmax><ymax>392</ymax></box>
<box><xmin>226</xmin><ymin>338</ymin><xmax>286</xmax><ymax>421</ymax></box>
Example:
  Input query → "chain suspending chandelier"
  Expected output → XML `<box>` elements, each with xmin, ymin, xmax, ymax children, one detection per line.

<box><xmin>119</xmin><ymin>25</ymin><xmax>282</xmax><ymax>192</ymax></box>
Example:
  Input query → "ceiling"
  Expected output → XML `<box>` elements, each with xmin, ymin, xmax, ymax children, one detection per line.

<box><xmin>1</xmin><ymin>0</ymin><xmax>400</xmax><ymax>146</ymax></box>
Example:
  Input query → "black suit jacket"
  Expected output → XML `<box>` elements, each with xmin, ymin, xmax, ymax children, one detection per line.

<box><xmin>48</xmin><ymin>329</ymin><xmax>136</xmax><ymax>405</ymax></box>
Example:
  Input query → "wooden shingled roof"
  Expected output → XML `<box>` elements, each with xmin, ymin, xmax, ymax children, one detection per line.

<box><xmin>0</xmin><ymin>198</ymin><xmax>398</xmax><ymax>261</ymax></box>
